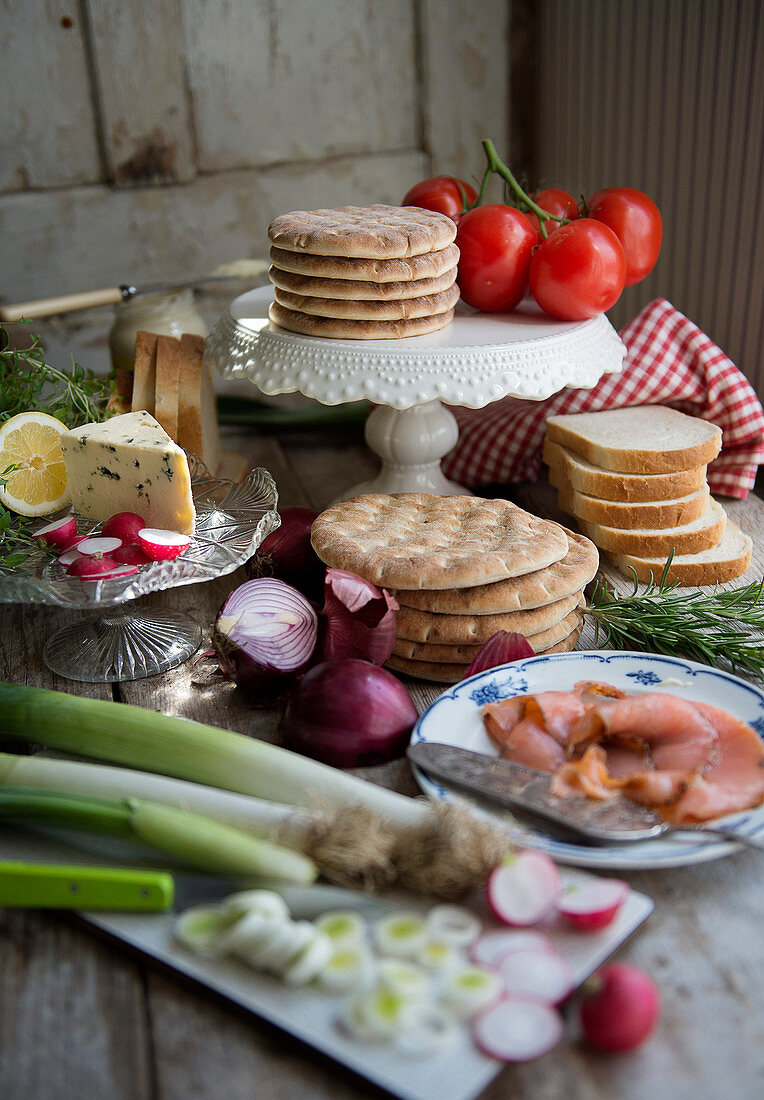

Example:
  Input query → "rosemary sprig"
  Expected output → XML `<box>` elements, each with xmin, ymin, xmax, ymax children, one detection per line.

<box><xmin>585</xmin><ymin>556</ymin><xmax>764</xmax><ymax>681</ymax></box>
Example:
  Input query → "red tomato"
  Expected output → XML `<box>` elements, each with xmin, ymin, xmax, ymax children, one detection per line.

<box><xmin>456</xmin><ymin>205</ymin><xmax>537</xmax><ymax>312</ymax></box>
<box><xmin>526</xmin><ymin>188</ymin><xmax>578</xmax><ymax>239</ymax></box>
<box><xmin>529</xmin><ymin>219</ymin><xmax>627</xmax><ymax>321</ymax></box>
<box><xmin>402</xmin><ymin>176</ymin><xmax>478</xmax><ymax>223</ymax></box>
<box><xmin>587</xmin><ymin>187</ymin><xmax>662</xmax><ymax>285</ymax></box>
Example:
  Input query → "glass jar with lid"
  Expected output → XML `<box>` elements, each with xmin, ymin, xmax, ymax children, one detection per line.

<box><xmin>108</xmin><ymin>289</ymin><xmax>208</xmax><ymax>374</ymax></box>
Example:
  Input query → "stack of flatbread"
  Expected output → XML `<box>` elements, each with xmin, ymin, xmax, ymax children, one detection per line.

<box><xmin>267</xmin><ymin>205</ymin><xmax>459</xmax><ymax>340</ymax></box>
<box><xmin>310</xmin><ymin>493</ymin><xmax>599</xmax><ymax>683</ymax></box>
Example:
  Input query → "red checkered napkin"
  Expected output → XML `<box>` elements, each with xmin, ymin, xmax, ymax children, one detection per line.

<box><xmin>443</xmin><ymin>298</ymin><xmax>764</xmax><ymax>499</ymax></box>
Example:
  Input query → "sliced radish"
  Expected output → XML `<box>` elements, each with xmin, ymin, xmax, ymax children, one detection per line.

<box><xmin>66</xmin><ymin>556</ymin><xmax>138</xmax><ymax>579</ymax></box>
<box><xmin>426</xmin><ymin>904</ymin><xmax>482</xmax><ymax>947</ymax></box>
<box><xmin>34</xmin><ymin>514</ymin><xmax>77</xmax><ymax>548</ymax></box>
<box><xmin>498</xmin><ymin>947</ymin><xmax>574</xmax><ymax>1005</ymax></box>
<box><xmin>59</xmin><ymin>542</ymin><xmax>88</xmax><ymax>567</ymax></box>
<box><xmin>486</xmin><ymin>851</ymin><xmax>562</xmax><ymax>927</ymax></box>
<box><xmin>137</xmin><ymin>528</ymin><xmax>192</xmax><ymax>561</ymax></box>
<box><xmin>558</xmin><ymin>878</ymin><xmax>630</xmax><ymax>931</ymax></box>
<box><xmin>469</xmin><ymin>929</ymin><xmax>555</xmax><ymax>970</ymax></box>
<box><xmin>76</xmin><ymin>536</ymin><xmax>123</xmax><ymax>557</ymax></box>
<box><xmin>472</xmin><ymin>995</ymin><xmax>563</xmax><ymax>1062</ymax></box>
<box><xmin>112</xmin><ymin>544</ymin><xmax>151</xmax><ymax>566</ymax></box>
<box><xmin>102</xmin><ymin>511</ymin><xmax>146</xmax><ymax>544</ymax></box>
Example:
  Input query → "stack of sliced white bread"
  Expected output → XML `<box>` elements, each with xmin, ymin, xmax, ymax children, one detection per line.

<box><xmin>112</xmin><ymin>330</ymin><xmax>247</xmax><ymax>482</ymax></box>
<box><xmin>543</xmin><ymin>405</ymin><xmax>752</xmax><ymax>585</ymax></box>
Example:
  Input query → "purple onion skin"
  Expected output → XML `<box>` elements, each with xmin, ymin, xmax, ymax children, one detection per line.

<box><xmin>464</xmin><ymin>631</ymin><xmax>535</xmax><ymax>678</ymax></box>
<box><xmin>281</xmin><ymin>658</ymin><xmax>419</xmax><ymax>768</ymax></box>
<box><xmin>246</xmin><ymin>507</ymin><xmax>325</xmax><ymax>600</ymax></box>
<box><xmin>316</xmin><ymin>568</ymin><xmax>398</xmax><ymax>666</ymax></box>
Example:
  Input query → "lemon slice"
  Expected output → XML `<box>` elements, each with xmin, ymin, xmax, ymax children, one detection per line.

<box><xmin>0</xmin><ymin>411</ymin><xmax>70</xmax><ymax>516</ymax></box>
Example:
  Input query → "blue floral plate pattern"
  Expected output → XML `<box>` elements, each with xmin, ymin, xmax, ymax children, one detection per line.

<box><xmin>410</xmin><ymin>651</ymin><xmax>764</xmax><ymax>869</ymax></box>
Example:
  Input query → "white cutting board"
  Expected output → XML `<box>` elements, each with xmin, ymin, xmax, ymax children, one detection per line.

<box><xmin>0</xmin><ymin>826</ymin><xmax>653</xmax><ymax>1100</ymax></box>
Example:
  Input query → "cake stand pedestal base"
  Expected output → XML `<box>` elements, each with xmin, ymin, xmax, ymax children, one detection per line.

<box><xmin>340</xmin><ymin>400</ymin><xmax>469</xmax><ymax>500</ymax></box>
<box><xmin>43</xmin><ymin>607</ymin><xmax>203</xmax><ymax>683</ymax></box>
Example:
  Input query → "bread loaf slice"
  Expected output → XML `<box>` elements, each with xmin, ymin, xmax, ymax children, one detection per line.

<box><xmin>609</xmin><ymin>520</ymin><xmax>752</xmax><ymax>585</ymax></box>
<box><xmin>177</xmin><ymin>333</ymin><xmax>222</xmax><ymax>475</ymax></box>
<box><xmin>154</xmin><ymin>336</ymin><xmax>181</xmax><ymax>440</ymax></box>
<box><xmin>131</xmin><ymin>331</ymin><xmax>158</xmax><ymax>415</ymax></box>
<box><xmin>552</xmin><ymin>469</ymin><xmax>710</xmax><ymax>529</ymax></box>
<box><xmin>543</xmin><ymin>439</ymin><xmax>708</xmax><ymax>502</ymax></box>
<box><xmin>545</xmin><ymin>406</ymin><xmax>722</xmax><ymax>474</ymax></box>
<box><xmin>574</xmin><ymin>497</ymin><xmax>727</xmax><ymax>556</ymax></box>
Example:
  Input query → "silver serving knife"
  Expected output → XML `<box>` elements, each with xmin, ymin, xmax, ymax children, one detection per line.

<box><xmin>407</xmin><ymin>742</ymin><xmax>764</xmax><ymax>850</ymax></box>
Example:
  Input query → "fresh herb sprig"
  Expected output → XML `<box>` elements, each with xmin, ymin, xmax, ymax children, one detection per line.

<box><xmin>0</xmin><ymin>322</ymin><xmax>113</xmax><ymax>567</ymax></box>
<box><xmin>586</xmin><ymin>557</ymin><xmax>764</xmax><ymax>681</ymax></box>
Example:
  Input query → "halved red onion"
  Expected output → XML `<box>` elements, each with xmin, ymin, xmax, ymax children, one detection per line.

<box><xmin>213</xmin><ymin>578</ymin><xmax>319</xmax><ymax>705</ymax></box>
<box><xmin>281</xmin><ymin>658</ymin><xmax>418</xmax><ymax>768</ymax></box>
<box><xmin>465</xmin><ymin>631</ymin><xmax>534</xmax><ymax>678</ymax></box>
<box><xmin>317</xmin><ymin>568</ymin><xmax>398</xmax><ymax>666</ymax></box>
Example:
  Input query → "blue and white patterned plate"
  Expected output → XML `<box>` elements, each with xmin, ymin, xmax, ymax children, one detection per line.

<box><xmin>410</xmin><ymin>650</ymin><xmax>764</xmax><ymax>869</ymax></box>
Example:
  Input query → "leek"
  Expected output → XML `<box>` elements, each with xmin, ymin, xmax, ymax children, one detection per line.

<box><xmin>0</xmin><ymin>682</ymin><xmax>423</xmax><ymax>826</ymax></box>
<box><xmin>0</xmin><ymin>788</ymin><xmax>316</xmax><ymax>884</ymax></box>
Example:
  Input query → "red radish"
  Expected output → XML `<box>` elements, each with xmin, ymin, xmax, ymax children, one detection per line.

<box><xmin>469</xmin><ymin>930</ymin><xmax>555</xmax><ymax>970</ymax></box>
<box><xmin>499</xmin><ymin>947</ymin><xmax>574</xmax><ymax>1005</ymax></box>
<box><xmin>34</xmin><ymin>515</ymin><xmax>77</xmax><ymax>548</ymax></box>
<box><xmin>472</xmin><ymin>995</ymin><xmax>563</xmax><ymax>1062</ymax></box>
<box><xmin>66</xmin><ymin>556</ymin><xmax>138</xmax><ymax>579</ymax></box>
<box><xmin>558</xmin><ymin>878</ymin><xmax>630</xmax><ymax>931</ymax></box>
<box><xmin>112</xmin><ymin>544</ymin><xmax>151</xmax><ymax>566</ymax></box>
<box><xmin>62</xmin><ymin>534</ymin><xmax>89</xmax><ymax>552</ymax></box>
<box><xmin>486</xmin><ymin>851</ymin><xmax>562</xmax><ymax>926</ymax></box>
<box><xmin>102</xmin><ymin>512</ymin><xmax>146</xmax><ymax>544</ymax></box>
<box><xmin>137</xmin><ymin>528</ymin><xmax>192</xmax><ymax>561</ymax></box>
<box><xmin>76</xmin><ymin>536</ymin><xmax>123</xmax><ymax>557</ymax></box>
<box><xmin>59</xmin><ymin>545</ymin><xmax>86</xmax><ymax>567</ymax></box>
<box><xmin>579</xmin><ymin>964</ymin><xmax>661</xmax><ymax>1052</ymax></box>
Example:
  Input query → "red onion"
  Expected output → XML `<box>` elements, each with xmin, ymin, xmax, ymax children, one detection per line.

<box><xmin>247</xmin><ymin>507</ymin><xmax>325</xmax><ymax>599</ymax></box>
<box><xmin>317</xmin><ymin>568</ymin><xmax>398</xmax><ymax>665</ymax></box>
<box><xmin>213</xmin><ymin>578</ymin><xmax>318</xmax><ymax>705</ymax></box>
<box><xmin>464</xmin><ymin>631</ymin><xmax>534</xmax><ymax>678</ymax></box>
<box><xmin>281</xmin><ymin>658</ymin><xmax>418</xmax><ymax>768</ymax></box>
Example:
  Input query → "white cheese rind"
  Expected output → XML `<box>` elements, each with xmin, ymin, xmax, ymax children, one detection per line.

<box><xmin>61</xmin><ymin>411</ymin><xmax>196</xmax><ymax>534</ymax></box>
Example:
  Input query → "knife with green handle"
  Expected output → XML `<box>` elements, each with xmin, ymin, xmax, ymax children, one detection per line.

<box><xmin>0</xmin><ymin>860</ymin><xmax>175</xmax><ymax>910</ymax></box>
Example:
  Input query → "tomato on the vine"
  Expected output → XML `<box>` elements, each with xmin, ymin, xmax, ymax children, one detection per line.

<box><xmin>529</xmin><ymin>219</ymin><xmax>627</xmax><ymax>321</ymax></box>
<box><xmin>456</xmin><ymin>204</ymin><xmax>538</xmax><ymax>312</ymax></box>
<box><xmin>402</xmin><ymin>176</ymin><xmax>478</xmax><ymax>223</ymax></box>
<box><xmin>526</xmin><ymin>187</ymin><xmax>578</xmax><ymax>239</ymax></box>
<box><xmin>587</xmin><ymin>187</ymin><xmax>662</xmax><ymax>285</ymax></box>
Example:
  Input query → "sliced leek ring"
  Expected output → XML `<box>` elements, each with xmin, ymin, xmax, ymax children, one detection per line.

<box><xmin>426</xmin><ymin>904</ymin><xmax>482</xmax><ymax>947</ymax></box>
<box><xmin>320</xmin><ymin>947</ymin><xmax>377</xmax><ymax>993</ymax></box>
<box><xmin>394</xmin><ymin>1002</ymin><xmax>456</xmax><ymax>1056</ymax></box>
<box><xmin>443</xmin><ymin>965</ymin><xmax>503</xmax><ymax>1018</ymax></box>
<box><xmin>314</xmin><ymin>909</ymin><xmax>367</xmax><ymax>948</ymax></box>
<box><xmin>376</xmin><ymin>958</ymin><xmax>431</xmax><ymax>1001</ymax></box>
<box><xmin>220</xmin><ymin>889</ymin><xmax>290</xmax><ymax>923</ymax></box>
<box><xmin>174</xmin><ymin>905</ymin><xmax>229</xmax><ymax>958</ymax></box>
<box><xmin>373</xmin><ymin>913</ymin><xmax>427</xmax><ymax>959</ymax></box>
<box><xmin>283</xmin><ymin>929</ymin><xmax>334</xmax><ymax>986</ymax></box>
<box><xmin>416</xmin><ymin>939</ymin><xmax>458</xmax><ymax>972</ymax></box>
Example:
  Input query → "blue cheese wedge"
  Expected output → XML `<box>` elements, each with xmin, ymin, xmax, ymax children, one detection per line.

<box><xmin>61</xmin><ymin>411</ymin><xmax>196</xmax><ymax>534</ymax></box>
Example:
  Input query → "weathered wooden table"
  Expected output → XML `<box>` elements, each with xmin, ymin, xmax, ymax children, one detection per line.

<box><xmin>2</xmin><ymin>353</ymin><xmax>763</xmax><ymax>1099</ymax></box>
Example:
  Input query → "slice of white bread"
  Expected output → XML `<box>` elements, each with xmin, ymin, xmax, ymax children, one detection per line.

<box><xmin>131</xmin><ymin>330</ymin><xmax>158</xmax><ymax>415</ymax></box>
<box><xmin>177</xmin><ymin>333</ymin><xmax>222</xmax><ymax>476</ymax></box>
<box><xmin>552</xmin><ymin>470</ymin><xmax>710</xmax><ymax>529</ymax></box>
<box><xmin>545</xmin><ymin>406</ymin><xmax>722</xmax><ymax>474</ymax></box>
<box><xmin>154</xmin><ymin>336</ymin><xmax>181</xmax><ymax>440</ymax></box>
<box><xmin>609</xmin><ymin>519</ymin><xmax>752</xmax><ymax>586</ymax></box>
<box><xmin>543</xmin><ymin>438</ymin><xmax>708</xmax><ymax>502</ymax></box>
<box><xmin>574</xmin><ymin>497</ymin><xmax>727</xmax><ymax>556</ymax></box>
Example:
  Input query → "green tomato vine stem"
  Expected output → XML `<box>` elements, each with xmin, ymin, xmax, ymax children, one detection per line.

<box><xmin>480</xmin><ymin>139</ymin><xmax>570</xmax><ymax>239</ymax></box>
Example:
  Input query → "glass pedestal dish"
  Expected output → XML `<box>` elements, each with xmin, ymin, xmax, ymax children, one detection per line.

<box><xmin>205</xmin><ymin>286</ymin><xmax>626</xmax><ymax>498</ymax></box>
<box><xmin>0</xmin><ymin>458</ymin><xmax>279</xmax><ymax>683</ymax></box>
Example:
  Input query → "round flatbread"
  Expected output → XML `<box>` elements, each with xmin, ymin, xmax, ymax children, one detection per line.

<box><xmin>311</xmin><ymin>494</ymin><xmax>570</xmax><ymax>590</ymax></box>
<box><xmin>268</xmin><ymin>302</ymin><xmax>455</xmax><ymax>340</ymax></box>
<box><xmin>393</xmin><ymin>529</ymin><xmax>599</xmax><ymax>614</ymax></box>
<box><xmin>385</xmin><ymin>623</ymin><xmax>583</xmax><ymax>683</ymax></box>
<box><xmin>268</xmin><ymin>205</ymin><xmax>456</xmax><ymax>259</ymax></box>
<box><xmin>270</xmin><ymin>243</ymin><xmax>460</xmax><ymax>282</ymax></box>
<box><xmin>394</xmin><ymin>593</ymin><xmax>584</xmax><ymax>646</ymax></box>
<box><xmin>268</xmin><ymin>265</ymin><xmax>458</xmax><ymax>301</ymax></box>
<box><xmin>273</xmin><ymin>283</ymin><xmax>460</xmax><ymax>320</ymax></box>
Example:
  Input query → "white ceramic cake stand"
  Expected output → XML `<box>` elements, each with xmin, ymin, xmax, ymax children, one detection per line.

<box><xmin>205</xmin><ymin>286</ymin><xmax>625</xmax><ymax>498</ymax></box>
